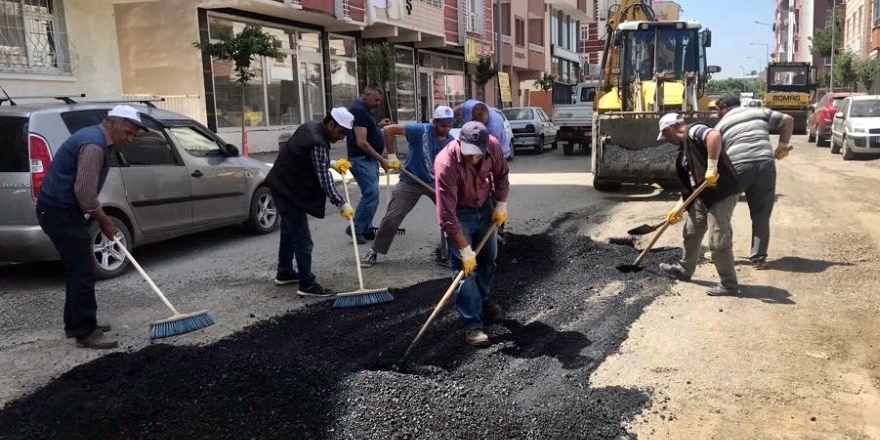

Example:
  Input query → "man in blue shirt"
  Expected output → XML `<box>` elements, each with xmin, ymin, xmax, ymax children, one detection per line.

<box><xmin>360</xmin><ymin>105</ymin><xmax>455</xmax><ymax>267</ymax></box>
<box><xmin>346</xmin><ymin>86</ymin><xmax>398</xmax><ymax>244</ymax></box>
<box><xmin>455</xmin><ymin>99</ymin><xmax>510</xmax><ymax>160</ymax></box>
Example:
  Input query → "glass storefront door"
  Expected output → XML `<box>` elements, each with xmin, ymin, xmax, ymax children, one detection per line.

<box><xmin>300</xmin><ymin>62</ymin><xmax>325</xmax><ymax>123</ymax></box>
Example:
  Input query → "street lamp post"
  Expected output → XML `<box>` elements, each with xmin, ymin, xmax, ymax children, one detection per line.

<box><xmin>829</xmin><ymin>0</ymin><xmax>837</xmax><ymax>92</ymax></box>
<box><xmin>753</xmin><ymin>21</ymin><xmax>774</xmax><ymax>61</ymax></box>
<box><xmin>750</xmin><ymin>42</ymin><xmax>770</xmax><ymax>68</ymax></box>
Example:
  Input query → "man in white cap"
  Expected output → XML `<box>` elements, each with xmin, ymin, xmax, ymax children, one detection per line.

<box><xmin>434</xmin><ymin>121</ymin><xmax>510</xmax><ymax>347</ymax></box>
<box><xmin>656</xmin><ymin>112</ymin><xmax>741</xmax><ymax>296</ymax></box>
<box><xmin>361</xmin><ymin>105</ymin><xmax>456</xmax><ymax>268</ymax></box>
<box><xmin>266</xmin><ymin>107</ymin><xmax>355</xmax><ymax>297</ymax></box>
<box><xmin>35</xmin><ymin>104</ymin><xmax>147</xmax><ymax>349</ymax></box>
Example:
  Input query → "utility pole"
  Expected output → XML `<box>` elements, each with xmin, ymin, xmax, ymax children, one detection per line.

<box><xmin>495</xmin><ymin>0</ymin><xmax>503</xmax><ymax>108</ymax></box>
<box><xmin>830</xmin><ymin>0</ymin><xmax>837</xmax><ymax>92</ymax></box>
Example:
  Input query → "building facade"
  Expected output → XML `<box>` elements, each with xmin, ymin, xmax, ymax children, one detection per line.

<box><xmin>843</xmin><ymin>0</ymin><xmax>870</xmax><ymax>56</ymax></box>
<box><xmin>872</xmin><ymin>0</ymin><xmax>880</xmax><ymax>59</ymax></box>
<box><xmin>651</xmin><ymin>1</ymin><xmax>680</xmax><ymax>21</ymax></box>
<box><xmin>496</xmin><ymin>0</ymin><xmax>546</xmax><ymax>106</ymax></box>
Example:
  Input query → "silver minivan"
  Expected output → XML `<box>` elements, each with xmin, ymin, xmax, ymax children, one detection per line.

<box><xmin>0</xmin><ymin>100</ymin><xmax>278</xmax><ymax>278</ymax></box>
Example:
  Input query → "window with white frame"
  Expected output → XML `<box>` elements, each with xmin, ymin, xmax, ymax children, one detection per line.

<box><xmin>0</xmin><ymin>0</ymin><xmax>71</xmax><ymax>74</ymax></box>
<box><xmin>418</xmin><ymin>0</ymin><xmax>441</xmax><ymax>7</ymax></box>
<box><xmin>466</xmin><ymin>0</ymin><xmax>482</xmax><ymax>33</ymax></box>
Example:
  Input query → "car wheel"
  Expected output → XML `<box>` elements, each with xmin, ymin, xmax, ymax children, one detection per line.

<box><xmin>534</xmin><ymin>136</ymin><xmax>544</xmax><ymax>154</ymax></box>
<box><xmin>563</xmin><ymin>142</ymin><xmax>574</xmax><ymax>155</ymax></box>
<box><xmin>507</xmin><ymin>145</ymin><xmax>515</xmax><ymax>162</ymax></box>
<box><xmin>246</xmin><ymin>186</ymin><xmax>279</xmax><ymax>233</ymax></box>
<box><xmin>89</xmin><ymin>215</ymin><xmax>131</xmax><ymax>280</ymax></box>
<box><xmin>842</xmin><ymin>138</ymin><xmax>855</xmax><ymax>161</ymax></box>
<box><xmin>830</xmin><ymin>137</ymin><xmax>841</xmax><ymax>154</ymax></box>
<box><xmin>816</xmin><ymin>134</ymin><xmax>829</xmax><ymax>147</ymax></box>
<box><xmin>807</xmin><ymin>129</ymin><xmax>815</xmax><ymax>143</ymax></box>
<box><xmin>551</xmin><ymin>138</ymin><xmax>559</xmax><ymax>150</ymax></box>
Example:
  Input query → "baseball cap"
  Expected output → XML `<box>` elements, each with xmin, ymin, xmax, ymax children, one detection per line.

<box><xmin>330</xmin><ymin>107</ymin><xmax>354</xmax><ymax>130</ymax></box>
<box><xmin>433</xmin><ymin>105</ymin><xmax>454</xmax><ymax>124</ymax></box>
<box><xmin>657</xmin><ymin>112</ymin><xmax>684</xmax><ymax>140</ymax></box>
<box><xmin>459</xmin><ymin>121</ymin><xmax>489</xmax><ymax>156</ymax></box>
<box><xmin>107</xmin><ymin>105</ymin><xmax>147</xmax><ymax>131</ymax></box>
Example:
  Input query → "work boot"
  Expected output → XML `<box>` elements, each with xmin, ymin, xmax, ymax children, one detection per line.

<box><xmin>75</xmin><ymin>329</ymin><xmax>119</xmax><ymax>350</ymax></box>
<box><xmin>361</xmin><ymin>249</ymin><xmax>377</xmax><ymax>268</ymax></box>
<box><xmin>706</xmin><ymin>284</ymin><xmax>740</xmax><ymax>297</ymax></box>
<box><xmin>297</xmin><ymin>282</ymin><xmax>335</xmax><ymax>298</ymax></box>
<box><xmin>66</xmin><ymin>323</ymin><xmax>111</xmax><ymax>339</ymax></box>
<box><xmin>345</xmin><ymin>225</ymin><xmax>367</xmax><ymax>245</ymax></box>
<box><xmin>273</xmin><ymin>271</ymin><xmax>299</xmax><ymax>286</ymax></box>
<box><xmin>658</xmin><ymin>263</ymin><xmax>692</xmax><ymax>281</ymax></box>
<box><xmin>749</xmin><ymin>257</ymin><xmax>767</xmax><ymax>270</ymax></box>
<box><xmin>362</xmin><ymin>230</ymin><xmax>376</xmax><ymax>240</ymax></box>
<box><xmin>482</xmin><ymin>299</ymin><xmax>504</xmax><ymax>323</ymax></box>
<box><xmin>466</xmin><ymin>329</ymin><xmax>490</xmax><ymax>347</ymax></box>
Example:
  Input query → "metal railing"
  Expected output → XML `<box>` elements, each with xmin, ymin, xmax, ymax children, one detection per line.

<box><xmin>0</xmin><ymin>0</ymin><xmax>77</xmax><ymax>74</ymax></box>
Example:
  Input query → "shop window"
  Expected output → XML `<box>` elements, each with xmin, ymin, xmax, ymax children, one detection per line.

<box><xmin>330</xmin><ymin>35</ymin><xmax>358</xmax><ymax>109</ymax></box>
<box><xmin>207</xmin><ymin>15</ymin><xmax>324</xmax><ymax>128</ymax></box>
<box><xmin>0</xmin><ymin>0</ymin><xmax>71</xmax><ymax>74</ymax></box>
<box><xmin>392</xmin><ymin>47</ymin><xmax>416</xmax><ymax>122</ymax></box>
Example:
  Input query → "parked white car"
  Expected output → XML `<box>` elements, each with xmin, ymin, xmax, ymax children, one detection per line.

<box><xmin>830</xmin><ymin>95</ymin><xmax>880</xmax><ymax>160</ymax></box>
<box><xmin>502</xmin><ymin>106</ymin><xmax>559</xmax><ymax>154</ymax></box>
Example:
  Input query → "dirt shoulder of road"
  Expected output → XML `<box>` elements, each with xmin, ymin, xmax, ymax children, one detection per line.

<box><xmin>587</xmin><ymin>136</ymin><xmax>880</xmax><ymax>439</ymax></box>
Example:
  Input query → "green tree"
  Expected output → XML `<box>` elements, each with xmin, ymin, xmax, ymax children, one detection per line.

<box><xmin>809</xmin><ymin>15</ymin><xmax>842</xmax><ymax>58</ymax></box>
<box><xmin>194</xmin><ymin>24</ymin><xmax>281</xmax><ymax>150</ymax></box>
<box><xmin>474</xmin><ymin>55</ymin><xmax>497</xmax><ymax>101</ymax></box>
<box><xmin>833</xmin><ymin>51</ymin><xmax>859</xmax><ymax>90</ymax></box>
<box><xmin>533</xmin><ymin>72</ymin><xmax>555</xmax><ymax>91</ymax></box>
<box><xmin>357</xmin><ymin>43</ymin><xmax>396</xmax><ymax>119</ymax></box>
<box><xmin>706</xmin><ymin>78</ymin><xmax>764</xmax><ymax>98</ymax></box>
<box><xmin>855</xmin><ymin>57</ymin><xmax>880</xmax><ymax>92</ymax></box>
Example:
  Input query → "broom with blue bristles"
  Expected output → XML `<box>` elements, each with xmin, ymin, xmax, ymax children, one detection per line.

<box><xmin>333</xmin><ymin>176</ymin><xmax>394</xmax><ymax>308</ymax></box>
<box><xmin>113</xmin><ymin>237</ymin><xmax>215</xmax><ymax>338</ymax></box>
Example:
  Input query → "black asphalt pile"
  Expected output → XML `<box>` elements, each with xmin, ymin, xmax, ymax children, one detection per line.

<box><xmin>601</xmin><ymin>142</ymin><xmax>679</xmax><ymax>163</ymax></box>
<box><xmin>0</xmin><ymin>214</ymin><xmax>681</xmax><ymax>440</ymax></box>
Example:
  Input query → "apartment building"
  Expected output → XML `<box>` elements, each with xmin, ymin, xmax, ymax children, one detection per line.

<box><xmin>651</xmin><ymin>0</ymin><xmax>681</xmax><ymax>20</ymax></box>
<box><xmin>843</xmin><ymin>0</ymin><xmax>871</xmax><ymax>56</ymax></box>
<box><xmin>872</xmin><ymin>0</ymin><xmax>880</xmax><ymax>59</ymax></box>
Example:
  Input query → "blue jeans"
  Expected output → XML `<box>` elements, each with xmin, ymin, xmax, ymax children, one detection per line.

<box><xmin>349</xmin><ymin>155</ymin><xmax>380</xmax><ymax>236</ymax></box>
<box><xmin>445</xmin><ymin>202</ymin><xmax>498</xmax><ymax>330</ymax></box>
<box><xmin>35</xmin><ymin>203</ymin><xmax>98</xmax><ymax>339</ymax></box>
<box><xmin>276</xmin><ymin>199</ymin><xmax>316</xmax><ymax>286</ymax></box>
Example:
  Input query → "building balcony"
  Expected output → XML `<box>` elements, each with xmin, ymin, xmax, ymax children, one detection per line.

<box><xmin>250</xmin><ymin>0</ymin><xmax>365</xmax><ymax>31</ymax></box>
<box><xmin>545</xmin><ymin>0</ymin><xmax>592</xmax><ymax>22</ymax></box>
<box><xmin>361</xmin><ymin>0</ymin><xmax>446</xmax><ymax>46</ymax></box>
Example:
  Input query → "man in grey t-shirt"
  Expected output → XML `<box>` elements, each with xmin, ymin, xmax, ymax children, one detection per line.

<box><xmin>714</xmin><ymin>94</ymin><xmax>794</xmax><ymax>268</ymax></box>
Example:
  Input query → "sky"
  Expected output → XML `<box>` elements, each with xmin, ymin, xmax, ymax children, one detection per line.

<box><xmin>673</xmin><ymin>0</ymin><xmax>777</xmax><ymax>79</ymax></box>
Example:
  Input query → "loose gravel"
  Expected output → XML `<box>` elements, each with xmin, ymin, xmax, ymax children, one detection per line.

<box><xmin>0</xmin><ymin>214</ymin><xmax>681</xmax><ymax>440</ymax></box>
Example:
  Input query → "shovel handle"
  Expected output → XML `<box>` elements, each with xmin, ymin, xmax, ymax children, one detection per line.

<box><xmin>400</xmin><ymin>167</ymin><xmax>435</xmax><ymax>196</ymax></box>
<box><xmin>403</xmin><ymin>224</ymin><xmax>498</xmax><ymax>359</ymax></box>
<box><xmin>633</xmin><ymin>180</ymin><xmax>711</xmax><ymax>266</ymax></box>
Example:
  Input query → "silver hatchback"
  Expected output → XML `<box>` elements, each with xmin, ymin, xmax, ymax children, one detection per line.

<box><xmin>0</xmin><ymin>100</ymin><xmax>278</xmax><ymax>278</ymax></box>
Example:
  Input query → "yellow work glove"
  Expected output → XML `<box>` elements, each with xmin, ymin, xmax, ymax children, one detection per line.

<box><xmin>666</xmin><ymin>205</ymin><xmax>684</xmax><ymax>225</ymax></box>
<box><xmin>459</xmin><ymin>245</ymin><xmax>477</xmax><ymax>276</ymax></box>
<box><xmin>775</xmin><ymin>140</ymin><xmax>792</xmax><ymax>160</ymax></box>
<box><xmin>492</xmin><ymin>201</ymin><xmax>508</xmax><ymax>227</ymax></box>
<box><xmin>386</xmin><ymin>153</ymin><xmax>401</xmax><ymax>170</ymax></box>
<box><xmin>704</xmin><ymin>158</ymin><xmax>719</xmax><ymax>186</ymax></box>
<box><xmin>330</xmin><ymin>158</ymin><xmax>351</xmax><ymax>174</ymax></box>
<box><xmin>339</xmin><ymin>202</ymin><xmax>354</xmax><ymax>220</ymax></box>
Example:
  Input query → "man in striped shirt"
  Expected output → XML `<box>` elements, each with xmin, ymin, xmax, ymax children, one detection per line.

<box><xmin>714</xmin><ymin>94</ymin><xmax>794</xmax><ymax>268</ymax></box>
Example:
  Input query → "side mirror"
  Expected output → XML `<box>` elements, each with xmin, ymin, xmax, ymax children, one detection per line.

<box><xmin>702</xmin><ymin>30</ymin><xmax>712</xmax><ymax>48</ymax></box>
<box><xmin>707</xmin><ymin>65</ymin><xmax>722</xmax><ymax>74</ymax></box>
<box><xmin>808</xmin><ymin>104</ymin><xmax>815</xmax><ymax>111</ymax></box>
<box><xmin>834</xmin><ymin>111</ymin><xmax>844</xmax><ymax>119</ymax></box>
<box><xmin>225</xmin><ymin>143</ymin><xmax>240</xmax><ymax>156</ymax></box>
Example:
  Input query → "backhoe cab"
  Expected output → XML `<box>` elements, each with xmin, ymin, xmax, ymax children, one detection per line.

<box><xmin>591</xmin><ymin>20</ymin><xmax>717</xmax><ymax>191</ymax></box>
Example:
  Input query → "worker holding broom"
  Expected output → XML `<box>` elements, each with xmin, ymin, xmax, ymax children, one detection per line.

<box><xmin>360</xmin><ymin>105</ymin><xmax>456</xmax><ymax>268</ymax></box>
<box><xmin>656</xmin><ymin>113</ymin><xmax>741</xmax><ymax>296</ymax></box>
<box><xmin>266</xmin><ymin>107</ymin><xmax>356</xmax><ymax>298</ymax></box>
<box><xmin>36</xmin><ymin>105</ymin><xmax>147</xmax><ymax>349</ymax></box>
<box><xmin>434</xmin><ymin>121</ymin><xmax>509</xmax><ymax>347</ymax></box>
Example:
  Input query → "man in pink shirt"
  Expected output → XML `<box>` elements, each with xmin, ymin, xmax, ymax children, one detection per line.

<box><xmin>434</xmin><ymin>121</ymin><xmax>510</xmax><ymax>347</ymax></box>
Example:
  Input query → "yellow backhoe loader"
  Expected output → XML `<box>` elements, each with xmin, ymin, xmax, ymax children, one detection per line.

<box><xmin>591</xmin><ymin>0</ymin><xmax>719</xmax><ymax>191</ymax></box>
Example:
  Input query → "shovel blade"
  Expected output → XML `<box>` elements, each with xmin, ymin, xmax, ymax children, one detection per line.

<box><xmin>627</xmin><ymin>222</ymin><xmax>662</xmax><ymax>236</ymax></box>
<box><xmin>616</xmin><ymin>264</ymin><xmax>644</xmax><ymax>273</ymax></box>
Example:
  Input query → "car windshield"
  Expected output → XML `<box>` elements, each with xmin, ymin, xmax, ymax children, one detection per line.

<box><xmin>849</xmin><ymin>100</ymin><xmax>880</xmax><ymax>118</ymax></box>
<box><xmin>503</xmin><ymin>108</ymin><xmax>534</xmax><ymax>120</ymax></box>
<box><xmin>831</xmin><ymin>97</ymin><xmax>845</xmax><ymax>108</ymax></box>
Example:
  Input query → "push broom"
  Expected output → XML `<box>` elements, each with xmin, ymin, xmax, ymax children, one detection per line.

<box><xmin>113</xmin><ymin>237</ymin><xmax>215</xmax><ymax>339</ymax></box>
<box><xmin>333</xmin><ymin>176</ymin><xmax>394</xmax><ymax>308</ymax></box>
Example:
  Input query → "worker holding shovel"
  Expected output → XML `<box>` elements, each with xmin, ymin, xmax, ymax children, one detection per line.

<box><xmin>656</xmin><ymin>113</ymin><xmax>741</xmax><ymax>296</ymax></box>
<box><xmin>361</xmin><ymin>105</ymin><xmax>456</xmax><ymax>268</ymax></box>
<box><xmin>434</xmin><ymin>121</ymin><xmax>509</xmax><ymax>347</ymax></box>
